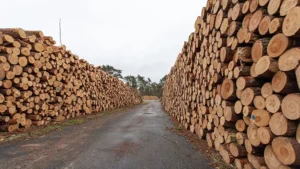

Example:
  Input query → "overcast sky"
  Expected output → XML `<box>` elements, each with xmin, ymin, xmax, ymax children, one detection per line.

<box><xmin>3</xmin><ymin>0</ymin><xmax>205</xmax><ymax>82</ymax></box>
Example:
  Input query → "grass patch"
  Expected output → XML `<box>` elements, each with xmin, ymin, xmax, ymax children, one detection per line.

<box><xmin>63</xmin><ymin>119</ymin><xmax>85</xmax><ymax>126</ymax></box>
<box><xmin>175</xmin><ymin>125</ymin><xmax>183</xmax><ymax>131</ymax></box>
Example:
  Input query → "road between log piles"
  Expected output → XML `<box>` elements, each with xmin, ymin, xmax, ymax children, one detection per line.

<box><xmin>0</xmin><ymin>101</ymin><xmax>213</xmax><ymax>169</ymax></box>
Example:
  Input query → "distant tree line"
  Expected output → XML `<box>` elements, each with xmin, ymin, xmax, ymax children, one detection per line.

<box><xmin>101</xmin><ymin>65</ymin><xmax>166</xmax><ymax>98</ymax></box>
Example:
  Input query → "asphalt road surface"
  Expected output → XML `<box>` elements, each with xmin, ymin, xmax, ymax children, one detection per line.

<box><xmin>0</xmin><ymin>100</ymin><xmax>212</xmax><ymax>169</ymax></box>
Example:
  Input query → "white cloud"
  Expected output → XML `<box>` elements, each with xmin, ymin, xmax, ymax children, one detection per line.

<box><xmin>2</xmin><ymin>0</ymin><xmax>205</xmax><ymax>82</ymax></box>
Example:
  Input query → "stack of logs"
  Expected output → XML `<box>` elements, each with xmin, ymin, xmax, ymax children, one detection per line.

<box><xmin>0</xmin><ymin>28</ymin><xmax>142</xmax><ymax>132</ymax></box>
<box><xmin>162</xmin><ymin>0</ymin><xmax>300</xmax><ymax>168</ymax></box>
<box><xmin>142</xmin><ymin>96</ymin><xmax>159</xmax><ymax>100</ymax></box>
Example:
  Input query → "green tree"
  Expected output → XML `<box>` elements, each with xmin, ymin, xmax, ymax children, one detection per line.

<box><xmin>101</xmin><ymin>65</ymin><xmax>123</xmax><ymax>79</ymax></box>
<box><xmin>124</xmin><ymin>75</ymin><xmax>138</xmax><ymax>89</ymax></box>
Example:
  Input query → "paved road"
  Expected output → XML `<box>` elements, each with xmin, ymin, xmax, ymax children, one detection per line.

<box><xmin>0</xmin><ymin>101</ymin><xmax>212</xmax><ymax>169</ymax></box>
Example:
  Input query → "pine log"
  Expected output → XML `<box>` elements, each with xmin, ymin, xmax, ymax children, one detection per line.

<box><xmin>257</xmin><ymin>127</ymin><xmax>275</xmax><ymax>145</ymax></box>
<box><xmin>241</xmin><ymin>87</ymin><xmax>261</xmax><ymax>106</ymax></box>
<box><xmin>251</xmin><ymin>38</ymin><xmax>270</xmax><ymax>62</ymax></box>
<box><xmin>261</xmin><ymin>83</ymin><xmax>273</xmax><ymax>98</ymax></box>
<box><xmin>269</xmin><ymin>112</ymin><xmax>298</xmax><ymax>136</ymax></box>
<box><xmin>255</xmin><ymin>56</ymin><xmax>279</xmax><ymax>77</ymax></box>
<box><xmin>264</xmin><ymin>145</ymin><xmax>285</xmax><ymax>169</ymax></box>
<box><xmin>268</xmin><ymin>0</ymin><xmax>283</xmax><ymax>15</ymax></box>
<box><xmin>296</xmin><ymin>65</ymin><xmax>300</xmax><ymax>90</ymax></box>
<box><xmin>272</xmin><ymin>137</ymin><xmax>300</xmax><ymax>165</ymax></box>
<box><xmin>259</xmin><ymin>15</ymin><xmax>273</xmax><ymax>35</ymax></box>
<box><xmin>269</xmin><ymin>17</ymin><xmax>284</xmax><ymax>34</ymax></box>
<box><xmin>282</xmin><ymin>93</ymin><xmax>300</xmax><ymax>120</ymax></box>
<box><xmin>251</xmin><ymin>109</ymin><xmax>271</xmax><ymax>127</ymax></box>
<box><xmin>235</xmin><ymin>158</ymin><xmax>249</xmax><ymax>169</ymax></box>
<box><xmin>230</xmin><ymin>142</ymin><xmax>248</xmax><ymax>157</ymax></box>
<box><xmin>282</xmin><ymin>6</ymin><xmax>300</xmax><ymax>36</ymax></box>
<box><xmin>249</xmin><ymin>9</ymin><xmax>265</xmax><ymax>32</ymax></box>
<box><xmin>265</xmin><ymin>94</ymin><xmax>282</xmax><ymax>113</ymax></box>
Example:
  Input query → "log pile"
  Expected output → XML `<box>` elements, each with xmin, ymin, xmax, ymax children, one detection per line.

<box><xmin>162</xmin><ymin>0</ymin><xmax>300</xmax><ymax>168</ymax></box>
<box><xmin>0</xmin><ymin>28</ymin><xmax>142</xmax><ymax>132</ymax></box>
<box><xmin>142</xmin><ymin>96</ymin><xmax>159</xmax><ymax>100</ymax></box>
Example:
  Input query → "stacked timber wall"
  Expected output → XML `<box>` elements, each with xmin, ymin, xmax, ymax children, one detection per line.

<box><xmin>0</xmin><ymin>28</ymin><xmax>142</xmax><ymax>132</ymax></box>
<box><xmin>162</xmin><ymin>0</ymin><xmax>300</xmax><ymax>168</ymax></box>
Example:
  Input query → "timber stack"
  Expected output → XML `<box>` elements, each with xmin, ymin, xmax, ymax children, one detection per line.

<box><xmin>0</xmin><ymin>28</ymin><xmax>142</xmax><ymax>132</ymax></box>
<box><xmin>162</xmin><ymin>0</ymin><xmax>300</xmax><ymax>168</ymax></box>
<box><xmin>142</xmin><ymin>96</ymin><xmax>159</xmax><ymax>100</ymax></box>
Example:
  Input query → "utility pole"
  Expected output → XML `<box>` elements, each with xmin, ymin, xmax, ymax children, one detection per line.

<box><xmin>59</xmin><ymin>18</ymin><xmax>62</xmax><ymax>45</ymax></box>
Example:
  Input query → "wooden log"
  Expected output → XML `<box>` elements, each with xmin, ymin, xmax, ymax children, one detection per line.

<box><xmin>243</xmin><ymin>105</ymin><xmax>255</xmax><ymax>117</ymax></box>
<box><xmin>264</xmin><ymin>145</ymin><xmax>285</xmax><ymax>169</ymax></box>
<box><xmin>237</xmin><ymin>27</ymin><xmax>248</xmax><ymax>43</ymax></box>
<box><xmin>236</xmin><ymin>132</ymin><xmax>247</xmax><ymax>145</ymax></box>
<box><xmin>251</xmin><ymin>109</ymin><xmax>271</xmax><ymax>127</ymax></box>
<box><xmin>250</xmin><ymin>0</ymin><xmax>259</xmax><ymax>13</ymax></box>
<box><xmin>235</xmin><ymin>158</ymin><xmax>249</xmax><ymax>169</ymax></box>
<box><xmin>261</xmin><ymin>83</ymin><xmax>273</xmax><ymax>98</ymax></box>
<box><xmin>236</xmin><ymin>76</ymin><xmax>262</xmax><ymax>90</ymax></box>
<box><xmin>25</xmin><ymin>30</ymin><xmax>43</xmax><ymax>38</ymax></box>
<box><xmin>265</xmin><ymin>94</ymin><xmax>282</xmax><ymax>113</ymax></box>
<box><xmin>282</xmin><ymin>6</ymin><xmax>300</xmax><ymax>36</ymax></box>
<box><xmin>282</xmin><ymin>93</ymin><xmax>300</xmax><ymax>120</ymax></box>
<box><xmin>259</xmin><ymin>0</ymin><xmax>270</xmax><ymax>7</ymax></box>
<box><xmin>251</xmin><ymin>38</ymin><xmax>270</xmax><ymax>62</ymax></box>
<box><xmin>0</xmin><ymin>124</ymin><xmax>18</xmax><ymax>132</ymax></box>
<box><xmin>220</xmin><ymin>147</ymin><xmax>235</xmax><ymax>164</ymax></box>
<box><xmin>259</xmin><ymin>15</ymin><xmax>273</xmax><ymax>35</ymax></box>
<box><xmin>248</xmin><ymin>153</ymin><xmax>266</xmax><ymax>169</ymax></box>
<box><xmin>234</xmin><ymin>66</ymin><xmax>251</xmax><ymax>78</ymax></box>
<box><xmin>224</xmin><ymin>106</ymin><xmax>240</xmax><ymax>122</ymax></box>
<box><xmin>243</xmin><ymin>13</ymin><xmax>252</xmax><ymax>28</ymax></box>
<box><xmin>230</xmin><ymin>142</ymin><xmax>248</xmax><ymax>157</ymax></box>
<box><xmin>296</xmin><ymin>65</ymin><xmax>300</xmax><ymax>90</ymax></box>
<box><xmin>236</xmin><ymin>119</ymin><xmax>246</xmax><ymax>132</ymax></box>
<box><xmin>232</xmin><ymin>3</ymin><xmax>244</xmax><ymax>21</ymax></box>
<box><xmin>272</xmin><ymin>137</ymin><xmax>300</xmax><ymax>165</ymax></box>
<box><xmin>269</xmin><ymin>17</ymin><xmax>284</xmax><ymax>34</ymax></box>
<box><xmin>241</xmin><ymin>87</ymin><xmax>261</xmax><ymax>106</ymax></box>
<box><xmin>222</xmin><ymin>0</ymin><xmax>232</xmax><ymax>11</ymax></box>
<box><xmin>269</xmin><ymin>112</ymin><xmax>298</xmax><ymax>136</ymax></box>
<box><xmin>242</xmin><ymin>1</ymin><xmax>250</xmax><ymax>14</ymax></box>
<box><xmin>296</xmin><ymin>122</ymin><xmax>300</xmax><ymax>144</ymax></box>
<box><xmin>255</xmin><ymin>56</ymin><xmax>279</xmax><ymax>77</ymax></box>
<box><xmin>280</xmin><ymin>0</ymin><xmax>300</xmax><ymax>16</ymax></box>
<box><xmin>257</xmin><ymin>127</ymin><xmax>275</xmax><ymax>145</ymax></box>
<box><xmin>206</xmin><ymin>132</ymin><xmax>214</xmax><ymax>148</ymax></box>
<box><xmin>267</xmin><ymin>33</ymin><xmax>298</xmax><ymax>58</ymax></box>
<box><xmin>278</xmin><ymin>48</ymin><xmax>300</xmax><ymax>71</ymax></box>
<box><xmin>268</xmin><ymin>0</ymin><xmax>283</xmax><ymax>15</ymax></box>
<box><xmin>0</xmin><ymin>28</ymin><xmax>26</xmax><ymax>39</ymax></box>
<box><xmin>249</xmin><ymin>9</ymin><xmax>265</xmax><ymax>32</ymax></box>
<box><xmin>215</xmin><ymin>10</ymin><xmax>225</xmax><ymax>30</ymax></box>
<box><xmin>221</xmin><ymin>78</ymin><xmax>236</xmax><ymax>100</ymax></box>
<box><xmin>234</xmin><ymin>100</ymin><xmax>243</xmax><ymax>114</ymax></box>
<box><xmin>236</xmin><ymin>47</ymin><xmax>253</xmax><ymax>63</ymax></box>
<box><xmin>243</xmin><ymin>163</ymin><xmax>254</xmax><ymax>169</ymax></box>
<box><xmin>246</xmin><ymin>31</ymin><xmax>260</xmax><ymax>43</ymax></box>
<box><xmin>245</xmin><ymin>139</ymin><xmax>263</xmax><ymax>154</ymax></box>
<box><xmin>247</xmin><ymin>124</ymin><xmax>263</xmax><ymax>147</ymax></box>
